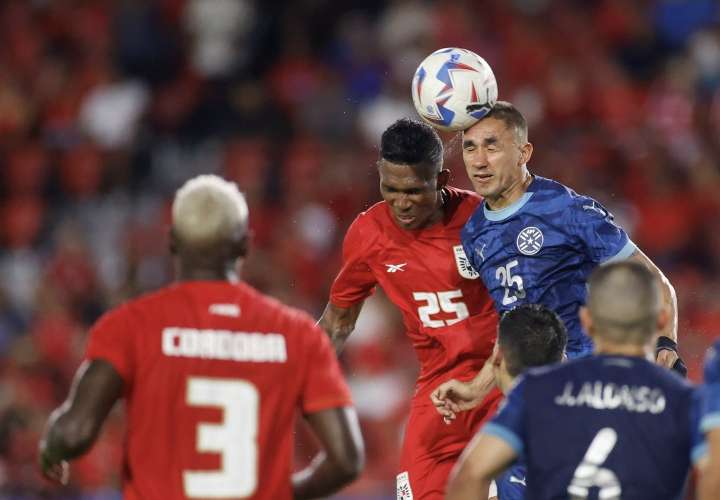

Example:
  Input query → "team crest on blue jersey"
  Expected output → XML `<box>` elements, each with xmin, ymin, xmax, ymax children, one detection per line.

<box><xmin>516</xmin><ymin>227</ymin><xmax>544</xmax><ymax>255</ymax></box>
<box><xmin>453</xmin><ymin>245</ymin><xmax>479</xmax><ymax>279</ymax></box>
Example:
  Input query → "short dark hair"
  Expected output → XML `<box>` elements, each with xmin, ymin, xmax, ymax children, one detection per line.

<box><xmin>482</xmin><ymin>101</ymin><xmax>528</xmax><ymax>143</ymax></box>
<box><xmin>498</xmin><ymin>304</ymin><xmax>567</xmax><ymax>377</ymax></box>
<box><xmin>380</xmin><ymin>118</ymin><xmax>443</xmax><ymax>173</ymax></box>
<box><xmin>587</xmin><ymin>261</ymin><xmax>660</xmax><ymax>344</ymax></box>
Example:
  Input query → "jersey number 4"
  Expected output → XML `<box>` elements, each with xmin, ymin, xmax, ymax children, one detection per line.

<box><xmin>413</xmin><ymin>290</ymin><xmax>469</xmax><ymax>328</ymax></box>
<box><xmin>568</xmin><ymin>427</ymin><xmax>621</xmax><ymax>499</ymax></box>
<box><xmin>495</xmin><ymin>260</ymin><xmax>526</xmax><ymax>306</ymax></box>
<box><xmin>184</xmin><ymin>377</ymin><xmax>258</xmax><ymax>498</ymax></box>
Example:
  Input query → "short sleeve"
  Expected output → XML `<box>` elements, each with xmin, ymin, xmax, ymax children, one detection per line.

<box><xmin>692</xmin><ymin>388</ymin><xmax>709</xmax><ymax>464</ymax></box>
<box><xmin>329</xmin><ymin>214</ymin><xmax>377</xmax><ymax>308</ymax></box>
<box><xmin>568</xmin><ymin>196</ymin><xmax>635</xmax><ymax>264</ymax></box>
<box><xmin>701</xmin><ymin>342</ymin><xmax>720</xmax><ymax>433</ymax></box>
<box><xmin>85</xmin><ymin>305</ymin><xmax>135</xmax><ymax>388</ymax></box>
<box><xmin>299</xmin><ymin>320</ymin><xmax>353</xmax><ymax>414</ymax></box>
<box><xmin>482</xmin><ymin>377</ymin><xmax>528</xmax><ymax>455</ymax></box>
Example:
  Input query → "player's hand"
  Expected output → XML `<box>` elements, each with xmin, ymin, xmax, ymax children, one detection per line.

<box><xmin>656</xmin><ymin>348</ymin><xmax>679</xmax><ymax>369</ymax></box>
<box><xmin>431</xmin><ymin>353</ymin><xmax>496</xmax><ymax>424</ymax></box>
<box><xmin>38</xmin><ymin>443</ymin><xmax>69</xmax><ymax>485</ymax></box>
<box><xmin>431</xmin><ymin>379</ymin><xmax>478</xmax><ymax>423</ymax></box>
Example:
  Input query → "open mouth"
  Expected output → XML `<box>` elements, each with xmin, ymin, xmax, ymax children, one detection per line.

<box><xmin>395</xmin><ymin>214</ymin><xmax>416</xmax><ymax>225</ymax></box>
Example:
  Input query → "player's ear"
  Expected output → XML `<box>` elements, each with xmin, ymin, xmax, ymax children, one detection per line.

<box><xmin>519</xmin><ymin>142</ymin><xmax>533</xmax><ymax>166</ymax></box>
<box><xmin>437</xmin><ymin>169</ymin><xmax>450</xmax><ymax>189</ymax></box>
<box><xmin>579</xmin><ymin>306</ymin><xmax>594</xmax><ymax>338</ymax></box>
<box><xmin>169</xmin><ymin>228</ymin><xmax>178</xmax><ymax>255</ymax></box>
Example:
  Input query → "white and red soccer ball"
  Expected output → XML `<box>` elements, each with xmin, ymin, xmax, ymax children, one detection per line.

<box><xmin>411</xmin><ymin>48</ymin><xmax>498</xmax><ymax>132</ymax></box>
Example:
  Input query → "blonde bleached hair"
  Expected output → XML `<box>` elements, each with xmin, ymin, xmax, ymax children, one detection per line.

<box><xmin>171</xmin><ymin>174</ymin><xmax>249</xmax><ymax>246</ymax></box>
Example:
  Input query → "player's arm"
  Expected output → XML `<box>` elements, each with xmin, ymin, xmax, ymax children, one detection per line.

<box><xmin>626</xmin><ymin>249</ymin><xmax>680</xmax><ymax>369</ymax></box>
<box><xmin>317</xmin><ymin>302</ymin><xmax>364</xmax><ymax>353</ymax></box>
<box><xmin>446</xmin><ymin>433</ymin><xmax>516</xmax><ymax>500</ymax></box>
<box><xmin>699</xmin><ymin>428</ymin><xmax>720</xmax><ymax>500</ymax></box>
<box><xmin>39</xmin><ymin>359</ymin><xmax>123</xmax><ymax>484</ymax></box>
<box><xmin>292</xmin><ymin>407</ymin><xmax>364</xmax><ymax>499</ymax></box>
<box><xmin>431</xmin><ymin>349</ymin><xmax>496</xmax><ymax>420</ymax></box>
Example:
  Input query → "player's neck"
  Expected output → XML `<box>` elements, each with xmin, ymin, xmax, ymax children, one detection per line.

<box><xmin>593</xmin><ymin>338</ymin><xmax>651</xmax><ymax>358</ymax></box>
<box><xmin>485</xmin><ymin>169</ymin><xmax>532</xmax><ymax>211</ymax></box>
<box><xmin>175</xmin><ymin>262</ymin><xmax>240</xmax><ymax>283</ymax></box>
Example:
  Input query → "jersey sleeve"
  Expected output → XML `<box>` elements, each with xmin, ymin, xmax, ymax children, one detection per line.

<box><xmin>85</xmin><ymin>304</ymin><xmax>135</xmax><ymax>389</ymax></box>
<box><xmin>567</xmin><ymin>196</ymin><xmax>636</xmax><ymax>264</ymax></box>
<box><xmin>692</xmin><ymin>387</ymin><xmax>709</xmax><ymax>465</ymax></box>
<box><xmin>299</xmin><ymin>318</ymin><xmax>353</xmax><ymax>413</ymax></box>
<box><xmin>700</xmin><ymin>342</ymin><xmax>720</xmax><ymax>433</ymax></box>
<box><xmin>482</xmin><ymin>376</ymin><xmax>528</xmax><ymax>456</ymax></box>
<box><xmin>329</xmin><ymin>214</ymin><xmax>377</xmax><ymax>308</ymax></box>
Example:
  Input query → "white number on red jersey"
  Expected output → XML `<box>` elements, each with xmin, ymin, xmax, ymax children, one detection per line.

<box><xmin>184</xmin><ymin>377</ymin><xmax>258</xmax><ymax>498</ymax></box>
<box><xmin>413</xmin><ymin>290</ymin><xmax>469</xmax><ymax>328</ymax></box>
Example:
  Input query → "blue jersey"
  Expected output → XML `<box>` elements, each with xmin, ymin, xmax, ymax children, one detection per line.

<box><xmin>461</xmin><ymin>176</ymin><xmax>636</xmax><ymax>357</ymax></box>
<box><xmin>495</xmin><ymin>462</ymin><xmax>526</xmax><ymax>499</ymax></box>
<box><xmin>700</xmin><ymin>340</ymin><xmax>720</xmax><ymax>437</ymax></box>
<box><xmin>483</xmin><ymin>355</ymin><xmax>703</xmax><ymax>500</ymax></box>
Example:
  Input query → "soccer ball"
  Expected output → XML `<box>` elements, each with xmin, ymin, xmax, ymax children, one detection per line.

<box><xmin>411</xmin><ymin>48</ymin><xmax>498</xmax><ymax>132</ymax></box>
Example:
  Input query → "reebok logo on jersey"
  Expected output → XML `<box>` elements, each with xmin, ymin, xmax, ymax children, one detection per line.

<box><xmin>510</xmin><ymin>475</ymin><xmax>527</xmax><ymax>487</ymax></box>
<box><xmin>385</xmin><ymin>263</ymin><xmax>407</xmax><ymax>273</ymax></box>
<box><xmin>209</xmin><ymin>303</ymin><xmax>241</xmax><ymax>317</ymax></box>
<box><xmin>517</xmin><ymin>226</ymin><xmax>544</xmax><ymax>255</ymax></box>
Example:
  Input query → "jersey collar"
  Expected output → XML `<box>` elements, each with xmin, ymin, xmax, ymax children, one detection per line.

<box><xmin>483</xmin><ymin>191</ymin><xmax>534</xmax><ymax>221</ymax></box>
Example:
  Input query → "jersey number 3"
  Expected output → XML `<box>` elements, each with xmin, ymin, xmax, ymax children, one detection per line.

<box><xmin>184</xmin><ymin>377</ymin><xmax>258</xmax><ymax>498</ymax></box>
<box><xmin>413</xmin><ymin>290</ymin><xmax>469</xmax><ymax>328</ymax></box>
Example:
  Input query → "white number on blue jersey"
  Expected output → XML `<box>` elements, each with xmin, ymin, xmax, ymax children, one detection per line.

<box><xmin>567</xmin><ymin>427</ymin><xmax>621</xmax><ymax>499</ymax></box>
<box><xmin>495</xmin><ymin>260</ymin><xmax>526</xmax><ymax>306</ymax></box>
<box><xmin>413</xmin><ymin>290</ymin><xmax>469</xmax><ymax>328</ymax></box>
<box><xmin>184</xmin><ymin>377</ymin><xmax>258</xmax><ymax>498</ymax></box>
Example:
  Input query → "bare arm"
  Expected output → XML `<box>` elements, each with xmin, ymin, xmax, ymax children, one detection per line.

<box><xmin>698</xmin><ymin>429</ymin><xmax>720</xmax><ymax>500</ymax></box>
<box><xmin>627</xmin><ymin>249</ymin><xmax>677</xmax><ymax>341</ymax></box>
<box><xmin>317</xmin><ymin>302</ymin><xmax>364</xmax><ymax>353</ymax></box>
<box><xmin>446</xmin><ymin>433</ymin><xmax>516</xmax><ymax>500</ymax></box>
<box><xmin>292</xmin><ymin>407</ymin><xmax>365</xmax><ymax>499</ymax></box>
<box><xmin>431</xmin><ymin>351</ymin><xmax>496</xmax><ymax>420</ymax></box>
<box><xmin>39</xmin><ymin>359</ymin><xmax>123</xmax><ymax>484</ymax></box>
<box><xmin>626</xmin><ymin>249</ymin><xmax>679</xmax><ymax>368</ymax></box>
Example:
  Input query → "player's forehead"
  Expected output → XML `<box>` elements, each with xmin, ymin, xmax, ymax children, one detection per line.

<box><xmin>378</xmin><ymin>159</ymin><xmax>434</xmax><ymax>186</ymax></box>
<box><xmin>462</xmin><ymin>117</ymin><xmax>514</xmax><ymax>144</ymax></box>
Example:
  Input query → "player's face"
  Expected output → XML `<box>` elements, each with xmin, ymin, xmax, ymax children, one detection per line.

<box><xmin>378</xmin><ymin>159</ymin><xmax>446</xmax><ymax>230</ymax></box>
<box><xmin>462</xmin><ymin>117</ymin><xmax>531</xmax><ymax>202</ymax></box>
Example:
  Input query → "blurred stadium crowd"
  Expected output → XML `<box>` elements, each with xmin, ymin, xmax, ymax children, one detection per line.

<box><xmin>0</xmin><ymin>0</ymin><xmax>719</xmax><ymax>498</ymax></box>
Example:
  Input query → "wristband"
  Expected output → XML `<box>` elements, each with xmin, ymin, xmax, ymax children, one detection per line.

<box><xmin>656</xmin><ymin>336</ymin><xmax>677</xmax><ymax>354</ymax></box>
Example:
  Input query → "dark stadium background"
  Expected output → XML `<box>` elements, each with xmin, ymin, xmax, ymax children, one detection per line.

<box><xmin>0</xmin><ymin>0</ymin><xmax>718</xmax><ymax>498</ymax></box>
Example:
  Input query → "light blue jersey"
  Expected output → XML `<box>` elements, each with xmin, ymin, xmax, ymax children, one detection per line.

<box><xmin>462</xmin><ymin>176</ymin><xmax>636</xmax><ymax>357</ymax></box>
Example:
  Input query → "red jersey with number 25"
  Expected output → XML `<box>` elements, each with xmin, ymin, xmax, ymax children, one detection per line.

<box><xmin>330</xmin><ymin>187</ymin><xmax>498</xmax><ymax>395</ymax></box>
<box><xmin>85</xmin><ymin>281</ymin><xmax>352</xmax><ymax>500</ymax></box>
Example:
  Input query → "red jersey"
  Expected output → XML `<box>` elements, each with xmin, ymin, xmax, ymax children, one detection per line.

<box><xmin>330</xmin><ymin>187</ymin><xmax>498</xmax><ymax>395</ymax></box>
<box><xmin>86</xmin><ymin>281</ymin><xmax>351</xmax><ymax>500</ymax></box>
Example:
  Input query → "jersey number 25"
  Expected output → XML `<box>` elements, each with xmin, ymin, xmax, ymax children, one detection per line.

<box><xmin>413</xmin><ymin>290</ymin><xmax>469</xmax><ymax>328</ymax></box>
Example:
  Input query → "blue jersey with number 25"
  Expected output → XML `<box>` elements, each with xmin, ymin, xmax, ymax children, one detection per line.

<box><xmin>461</xmin><ymin>176</ymin><xmax>636</xmax><ymax>357</ymax></box>
<box><xmin>484</xmin><ymin>355</ymin><xmax>704</xmax><ymax>500</ymax></box>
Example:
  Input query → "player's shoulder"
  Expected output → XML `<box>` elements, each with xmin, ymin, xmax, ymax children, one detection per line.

<box><xmin>347</xmin><ymin>200</ymin><xmax>390</xmax><ymax>239</ymax></box>
<box><xmin>529</xmin><ymin>175</ymin><xmax>583</xmax><ymax>208</ymax></box>
<box><xmin>704</xmin><ymin>340</ymin><xmax>720</xmax><ymax>384</ymax></box>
